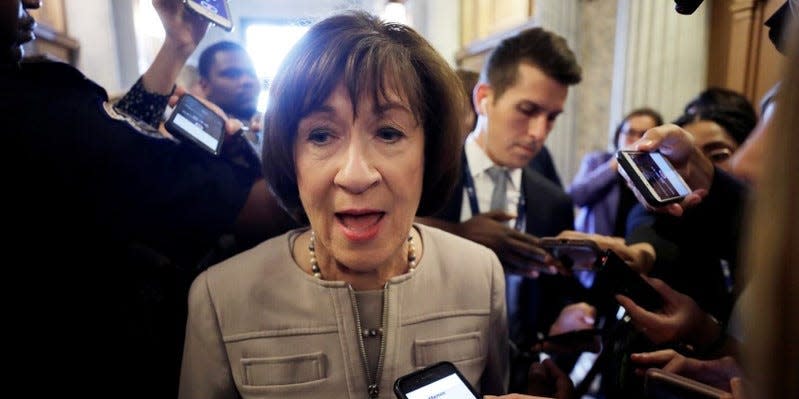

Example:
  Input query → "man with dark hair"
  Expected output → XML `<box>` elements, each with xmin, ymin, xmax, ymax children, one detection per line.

<box><xmin>421</xmin><ymin>27</ymin><xmax>583</xmax><ymax>383</ymax></box>
<box><xmin>198</xmin><ymin>40</ymin><xmax>261</xmax><ymax>136</ymax></box>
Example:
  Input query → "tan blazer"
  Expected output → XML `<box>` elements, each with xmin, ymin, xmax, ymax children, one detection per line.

<box><xmin>179</xmin><ymin>224</ymin><xmax>508</xmax><ymax>399</ymax></box>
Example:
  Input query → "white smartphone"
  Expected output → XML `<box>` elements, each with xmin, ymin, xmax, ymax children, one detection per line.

<box><xmin>183</xmin><ymin>0</ymin><xmax>233</xmax><ymax>31</ymax></box>
<box><xmin>617</xmin><ymin>151</ymin><xmax>692</xmax><ymax>207</ymax></box>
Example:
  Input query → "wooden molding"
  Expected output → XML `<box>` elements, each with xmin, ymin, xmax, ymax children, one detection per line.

<box><xmin>729</xmin><ymin>0</ymin><xmax>759</xmax><ymax>13</ymax></box>
<box><xmin>456</xmin><ymin>18</ymin><xmax>538</xmax><ymax>65</ymax></box>
<box><xmin>27</xmin><ymin>24</ymin><xmax>80</xmax><ymax>65</ymax></box>
<box><xmin>33</xmin><ymin>24</ymin><xmax>79</xmax><ymax>51</ymax></box>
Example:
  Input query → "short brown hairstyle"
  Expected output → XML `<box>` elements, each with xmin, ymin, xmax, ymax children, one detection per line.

<box><xmin>263</xmin><ymin>11</ymin><xmax>464</xmax><ymax>222</ymax></box>
<box><xmin>481</xmin><ymin>27</ymin><xmax>581</xmax><ymax>100</ymax></box>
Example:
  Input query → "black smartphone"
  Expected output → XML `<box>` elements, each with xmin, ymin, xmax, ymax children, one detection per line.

<box><xmin>394</xmin><ymin>362</ymin><xmax>480</xmax><ymax>399</ymax></box>
<box><xmin>540</xmin><ymin>238</ymin><xmax>602</xmax><ymax>270</ymax></box>
<box><xmin>592</xmin><ymin>250</ymin><xmax>663</xmax><ymax>311</ymax></box>
<box><xmin>645</xmin><ymin>368</ymin><xmax>729</xmax><ymax>399</ymax></box>
<box><xmin>165</xmin><ymin>94</ymin><xmax>226</xmax><ymax>156</ymax></box>
<box><xmin>183</xmin><ymin>0</ymin><xmax>234</xmax><ymax>31</ymax></box>
<box><xmin>533</xmin><ymin>328</ymin><xmax>603</xmax><ymax>355</ymax></box>
<box><xmin>617</xmin><ymin>151</ymin><xmax>691</xmax><ymax>207</ymax></box>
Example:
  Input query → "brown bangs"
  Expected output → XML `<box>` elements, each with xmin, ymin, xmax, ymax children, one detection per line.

<box><xmin>340</xmin><ymin>38</ymin><xmax>423</xmax><ymax>125</ymax></box>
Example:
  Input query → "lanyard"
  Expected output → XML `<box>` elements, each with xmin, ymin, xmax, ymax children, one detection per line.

<box><xmin>462</xmin><ymin>156</ymin><xmax>526</xmax><ymax>231</ymax></box>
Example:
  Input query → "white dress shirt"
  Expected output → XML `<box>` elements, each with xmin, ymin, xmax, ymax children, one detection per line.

<box><xmin>460</xmin><ymin>134</ymin><xmax>524</xmax><ymax>229</ymax></box>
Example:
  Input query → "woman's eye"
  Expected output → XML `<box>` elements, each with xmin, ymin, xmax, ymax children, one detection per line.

<box><xmin>307</xmin><ymin>130</ymin><xmax>333</xmax><ymax>145</ymax></box>
<box><xmin>376</xmin><ymin>127</ymin><xmax>405</xmax><ymax>143</ymax></box>
<box><xmin>707</xmin><ymin>148</ymin><xmax>732</xmax><ymax>163</ymax></box>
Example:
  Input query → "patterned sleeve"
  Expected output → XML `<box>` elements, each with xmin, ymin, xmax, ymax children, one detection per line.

<box><xmin>114</xmin><ymin>77</ymin><xmax>174</xmax><ymax>128</ymax></box>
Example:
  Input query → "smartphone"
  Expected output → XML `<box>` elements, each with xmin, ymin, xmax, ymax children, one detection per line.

<box><xmin>532</xmin><ymin>328</ymin><xmax>603</xmax><ymax>355</ymax></box>
<box><xmin>592</xmin><ymin>250</ymin><xmax>663</xmax><ymax>311</ymax></box>
<box><xmin>394</xmin><ymin>362</ymin><xmax>480</xmax><ymax>399</ymax></box>
<box><xmin>165</xmin><ymin>94</ymin><xmax>226</xmax><ymax>156</ymax></box>
<box><xmin>645</xmin><ymin>368</ymin><xmax>730</xmax><ymax>399</ymax></box>
<box><xmin>540</xmin><ymin>238</ymin><xmax>602</xmax><ymax>270</ymax></box>
<box><xmin>183</xmin><ymin>0</ymin><xmax>233</xmax><ymax>31</ymax></box>
<box><xmin>617</xmin><ymin>151</ymin><xmax>691</xmax><ymax>207</ymax></box>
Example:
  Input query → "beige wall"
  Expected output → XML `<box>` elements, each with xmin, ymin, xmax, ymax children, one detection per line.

<box><xmin>64</xmin><ymin>0</ymin><xmax>123</xmax><ymax>93</ymax></box>
<box><xmin>575</xmin><ymin>0</ymin><xmax>618</xmax><ymax>170</ymax></box>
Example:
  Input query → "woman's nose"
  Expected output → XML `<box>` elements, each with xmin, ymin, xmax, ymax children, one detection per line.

<box><xmin>333</xmin><ymin>141</ymin><xmax>380</xmax><ymax>194</ymax></box>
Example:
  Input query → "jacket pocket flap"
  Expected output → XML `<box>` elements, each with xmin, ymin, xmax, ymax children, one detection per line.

<box><xmin>414</xmin><ymin>332</ymin><xmax>482</xmax><ymax>367</ymax></box>
<box><xmin>241</xmin><ymin>352</ymin><xmax>326</xmax><ymax>386</ymax></box>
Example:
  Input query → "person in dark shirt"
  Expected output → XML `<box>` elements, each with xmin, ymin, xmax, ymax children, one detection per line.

<box><xmin>1</xmin><ymin>1</ymin><xmax>293</xmax><ymax>397</ymax></box>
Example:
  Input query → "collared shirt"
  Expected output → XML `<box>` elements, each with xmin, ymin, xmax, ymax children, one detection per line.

<box><xmin>460</xmin><ymin>132</ymin><xmax>524</xmax><ymax>229</ymax></box>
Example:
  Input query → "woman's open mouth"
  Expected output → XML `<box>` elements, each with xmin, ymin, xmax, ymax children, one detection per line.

<box><xmin>335</xmin><ymin>210</ymin><xmax>385</xmax><ymax>242</ymax></box>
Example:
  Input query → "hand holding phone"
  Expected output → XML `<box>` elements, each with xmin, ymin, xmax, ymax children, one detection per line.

<box><xmin>183</xmin><ymin>0</ymin><xmax>233</xmax><ymax>31</ymax></box>
<box><xmin>645</xmin><ymin>368</ymin><xmax>731</xmax><ymax>399</ymax></box>
<box><xmin>540</xmin><ymin>238</ymin><xmax>602</xmax><ymax>270</ymax></box>
<box><xmin>394</xmin><ymin>362</ymin><xmax>479</xmax><ymax>399</ymax></box>
<box><xmin>617</xmin><ymin>151</ymin><xmax>692</xmax><ymax>208</ymax></box>
<box><xmin>592</xmin><ymin>250</ymin><xmax>663</xmax><ymax>312</ymax></box>
<box><xmin>165</xmin><ymin>94</ymin><xmax>226</xmax><ymax>155</ymax></box>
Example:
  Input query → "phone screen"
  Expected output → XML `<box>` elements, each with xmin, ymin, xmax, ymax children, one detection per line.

<box><xmin>627</xmin><ymin>152</ymin><xmax>691</xmax><ymax>201</ymax></box>
<box><xmin>405</xmin><ymin>373</ymin><xmax>478</xmax><ymax>399</ymax></box>
<box><xmin>168</xmin><ymin>95</ymin><xmax>225</xmax><ymax>154</ymax></box>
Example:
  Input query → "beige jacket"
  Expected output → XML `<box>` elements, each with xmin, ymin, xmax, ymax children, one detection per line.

<box><xmin>179</xmin><ymin>224</ymin><xmax>508</xmax><ymax>399</ymax></box>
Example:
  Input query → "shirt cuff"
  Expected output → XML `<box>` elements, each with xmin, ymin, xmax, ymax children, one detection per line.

<box><xmin>114</xmin><ymin>77</ymin><xmax>174</xmax><ymax>128</ymax></box>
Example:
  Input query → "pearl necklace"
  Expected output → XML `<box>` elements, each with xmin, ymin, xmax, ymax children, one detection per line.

<box><xmin>308</xmin><ymin>231</ymin><xmax>417</xmax><ymax>279</ymax></box>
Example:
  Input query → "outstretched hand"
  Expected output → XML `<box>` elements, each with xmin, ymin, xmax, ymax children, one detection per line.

<box><xmin>616</xmin><ymin>277</ymin><xmax>717</xmax><ymax>346</ymax></box>
<box><xmin>548</xmin><ymin>302</ymin><xmax>596</xmax><ymax>336</ymax></box>
<box><xmin>527</xmin><ymin>358</ymin><xmax>576</xmax><ymax>399</ymax></box>
<box><xmin>153</xmin><ymin>0</ymin><xmax>209</xmax><ymax>56</ymax></box>
<box><xmin>140</xmin><ymin>1</ymin><xmax>211</xmax><ymax>95</ymax></box>
<box><xmin>554</xmin><ymin>230</ymin><xmax>655</xmax><ymax>273</ymax></box>
<box><xmin>631</xmin><ymin>349</ymin><xmax>743</xmax><ymax>392</ymax></box>
<box><xmin>164</xmin><ymin>89</ymin><xmax>243</xmax><ymax>140</ymax></box>
<box><xmin>456</xmin><ymin>211</ymin><xmax>558</xmax><ymax>277</ymax></box>
<box><xmin>620</xmin><ymin>124</ymin><xmax>714</xmax><ymax>216</ymax></box>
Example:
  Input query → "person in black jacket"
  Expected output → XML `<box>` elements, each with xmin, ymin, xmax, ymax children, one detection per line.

<box><xmin>418</xmin><ymin>29</ymin><xmax>584</xmax><ymax>390</ymax></box>
<box><xmin>1</xmin><ymin>1</ymin><xmax>294</xmax><ymax>397</ymax></box>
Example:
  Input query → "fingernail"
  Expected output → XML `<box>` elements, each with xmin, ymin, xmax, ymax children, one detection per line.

<box><xmin>583</xmin><ymin>316</ymin><xmax>595</xmax><ymax>324</ymax></box>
